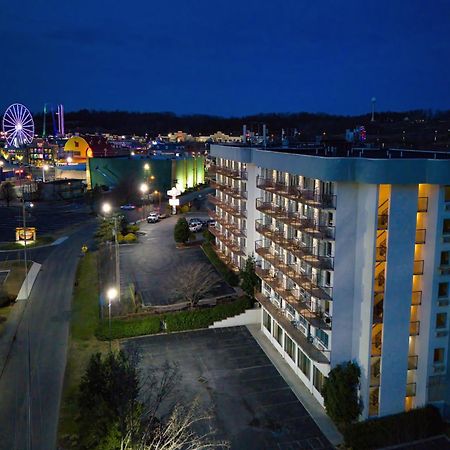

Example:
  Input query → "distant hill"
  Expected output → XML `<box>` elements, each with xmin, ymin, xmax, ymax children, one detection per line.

<box><xmin>34</xmin><ymin>109</ymin><xmax>450</xmax><ymax>147</ymax></box>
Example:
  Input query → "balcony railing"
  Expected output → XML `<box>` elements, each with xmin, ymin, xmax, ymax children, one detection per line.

<box><xmin>211</xmin><ymin>242</ymin><xmax>240</xmax><ymax>272</ymax></box>
<box><xmin>413</xmin><ymin>260</ymin><xmax>424</xmax><ymax>275</ymax></box>
<box><xmin>410</xmin><ymin>321</ymin><xmax>420</xmax><ymax>336</ymax></box>
<box><xmin>406</xmin><ymin>382</ymin><xmax>417</xmax><ymax>397</ymax></box>
<box><xmin>210</xmin><ymin>226</ymin><xmax>245</xmax><ymax>256</ymax></box>
<box><xmin>255</xmin><ymin>220</ymin><xmax>334</xmax><ymax>270</ymax></box>
<box><xmin>416</xmin><ymin>229</ymin><xmax>426</xmax><ymax>244</ymax></box>
<box><xmin>210</xmin><ymin>165</ymin><xmax>248</xmax><ymax>180</ymax></box>
<box><xmin>408</xmin><ymin>355</ymin><xmax>418</xmax><ymax>370</ymax></box>
<box><xmin>255</xmin><ymin>248</ymin><xmax>332</xmax><ymax>301</ymax></box>
<box><xmin>256</xmin><ymin>292</ymin><xmax>330</xmax><ymax>364</ymax></box>
<box><xmin>257</xmin><ymin>176</ymin><xmax>336</xmax><ymax>209</ymax></box>
<box><xmin>255</xmin><ymin>199</ymin><xmax>335</xmax><ymax>240</ymax></box>
<box><xmin>417</xmin><ymin>197</ymin><xmax>428</xmax><ymax>213</ymax></box>
<box><xmin>211</xmin><ymin>180</ymin><xmax>248</xmax><ymax>200</ymax></box>
<box><xmin>208</xmin><ymin>210</ymin><xmax>246</xmax><ymax>238</ymax></box>
<box><xmin>208</xmin><ymin>194</ymin><xmax>247</xmax><ymax>219</ymax></box>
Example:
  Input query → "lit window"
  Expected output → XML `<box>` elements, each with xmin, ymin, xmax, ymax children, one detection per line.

<box><xmin>313</xmin><ymin>367</ymin><xmax>326</xmax><ymax>393</ymax></box>
<box><xmin>298</xmin><ymin>349</ymin><xmax>311</xmax><ymax>379</ymax></box>
<box><xmin>284</xmin><ymin>335</ymin><xmax>295</xmax><ymax>361</ymax></box>
<box><xmin>436</xmin><ymin>313</ymin><xmax>447</xmax><ymax>329</ymax></box>
<box><xmin>444</xmin><ymin>219</ymin><xmax>450</xmax><ymax>235</ymax></box>
<box><xmin>441</xmin><ymin>252</ymin><xmax>450</xmax><ymax>266</ymax></box>
<box><xmin>445</xmin><ymin>186</ymin><xmax>450</xmax><ymax>202</ymax></box>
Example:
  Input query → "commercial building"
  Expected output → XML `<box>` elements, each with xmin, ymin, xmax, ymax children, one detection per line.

<box><xmin>208</xmin><ymin>143</ymin><xmax>450</xmax><ymax>419</ymax></box>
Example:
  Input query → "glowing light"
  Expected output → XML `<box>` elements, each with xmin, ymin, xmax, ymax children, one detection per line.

<box><xmin>144</xmin><ymin>163</ymin><xmax>150</xmax><ymax>170</ymax></box>
<box><xmin>107</xmin><ymin>287</ymin><xmax>118</xmax><ymax>301</ymax></box>
<box><xmin>140</xmin><ymin>183</ymin><xmax>149</xmax><ymax>194</ymax></box>
<box><xmin>102</xmin><ymin>202</ymin><xmax>112</xmax><ymax>214</ymax></box>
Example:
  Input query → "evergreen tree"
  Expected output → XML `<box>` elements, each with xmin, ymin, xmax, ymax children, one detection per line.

<box><xmin>240</xmin><ymin>255</ymin><xmax>260</xmax><ymax>298</ymax></box>
<box><xmin>173</xmin><ymin>218</ymin><xmax>190</xmax><ymax>243</ymax></box>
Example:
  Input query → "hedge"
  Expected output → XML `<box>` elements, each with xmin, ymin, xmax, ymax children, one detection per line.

<box><xmin>165</xmin><ymin>297</ymin><xmax>252</xmax><ymax>332</ymax></box>
<box><xmin>343</xmin><ymin>405</ymin><xmax>444</xmax><ymax>449</ymax></box>
<box><xmin>202</xmin><ymin>243</ymin><xmax>240</xmax><ymax>286</ymax></box>
<box><xmin>95</xmin><ymin>297</ymin><xmax>252</xmax><ymax>340</ymax></box>
<box><xmin>96</xmin><ymin>315</ymin><xmax>161</xmax><ymax>340</ymax></box>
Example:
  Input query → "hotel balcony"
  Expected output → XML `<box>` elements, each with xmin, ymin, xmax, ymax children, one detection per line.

<box><xmin>210</xmin><ymin>179</ymin><xmax>248</xmax><ymax>200</ymax></box>
<box><xmin>255</xmin><ymin>292</ymin><xmax>330</xmax><ymax>364</ymax></box>
<box><xmin>209</xmin><ymin>226</ymin><xmax>245</xmax><ymax>256</ymax></box>
<box><xmin>255</xmin><ymin>220</ymin><xmax>334</xmax><ymax>270</ymax></box>
<box><xmin>208</xmin><ymin>210</ymin><xmax>246</xmax><ymax>237</ymax></box>
<box><xmin>257</xmin><ymin>176</ymin><xmax>336</xmax><ymax>210</ymax></box>
<box><xmin>211</xmin><ymin>242</ymin><xmax>240</xmax><ymax>272</ymax></box>
<box><xmin>255</xmin><ymin>245</ymin><xmax>332</xmax><ymax>301</ymax></box>
<box><xmin>208</xmin><ymin>194</ymin><xmax>247</xmax><ymax>219</ymax></box>
<box><xmin>209</xmin><ymin>164</ymin><xmax>248</xmax><ymax>180</ymax></box>
<box><xmin>256</xmin><ymin>199</ymin><xmax>335</xmax><ymax>240</ymax></box>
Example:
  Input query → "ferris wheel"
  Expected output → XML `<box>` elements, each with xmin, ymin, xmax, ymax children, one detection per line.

<box><xmin>2</xmin><ymin>103</ymin><xmax>35</xmax><ymax>148</ymax></box>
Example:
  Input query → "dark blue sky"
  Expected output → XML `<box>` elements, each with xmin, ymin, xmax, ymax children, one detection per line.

<box><xmin>1</xmin><ymin>0</ymin><xmax>449</xmax><ymax>116</ymax></box>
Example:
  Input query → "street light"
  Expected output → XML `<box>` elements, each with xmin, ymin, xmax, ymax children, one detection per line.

<box><xmin>42</xmin><ymin>164</ymin><xmax>49</xmax><ymax>183</ymax></box>
<box><xmin>102</xmin><ymin>202</ymin><xmax>120</xmax><ymax>302</ymax></box>
<box><xmin>66</xmin><ymin>156</ymin><xmax>73</xmax><ymax>164</ymax></box>
<box><xmin>154</xmin><ymin>190</ymin><xmax>162</xmax><ymax>211</ymax></box>
<box><xmin>144</xmin><ymin>163</ymin><xmax>150</xmax><ymax>171</ymax></box>
<box><xmin>107</xmin><ymin>287</ymin><xmax>118</xmax><ymax>350</ymax></box>
<box><xmin>140</xmin><ymin>183</ymin><xmax>149</xmax><ymax>220</ymax></box>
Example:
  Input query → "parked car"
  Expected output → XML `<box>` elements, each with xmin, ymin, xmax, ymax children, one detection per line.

<box><xmin>158</xmin><ymin>213</ymin><xmax>168</xmax><ymax>219</ymax></box>
<box><xmin>120</xmin><ymin>204</ymin><xmax>136</xmax><ymax>210</ymax></box>
<box><xmin>188</xmin><ymin>218</ymin><xmax>203</xmax><ymax>225</ymax></box>
<box><xmin>189</xmin><ymin>222</ymin><xmax>203</xmax><ymax>232</ymax></box>
<box><xmin>147</xmin><ymin>212</ymin><xmax>159</xmax><ymax>223</ymax></box>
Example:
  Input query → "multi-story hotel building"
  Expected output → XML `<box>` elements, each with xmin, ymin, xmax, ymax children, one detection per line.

<box><xmin>208</xmin><ymin>143</ymin><xmax>450</xmax><ymax>419</ymax></box>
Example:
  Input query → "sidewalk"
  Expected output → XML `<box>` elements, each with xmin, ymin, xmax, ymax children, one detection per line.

<box><xmin>246</xmin><ymin>323</ymin><xmax>343</xmax><ymax>447</ymax></box>
<box><xmin>0</xmin><ymin>261</ymin><xmax>41</xmax><ymax>378</ymax></box>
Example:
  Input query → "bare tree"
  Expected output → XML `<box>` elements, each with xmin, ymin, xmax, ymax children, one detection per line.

<box><xmin>123</xmin><ymin>399</ymin><xmax>229</xmax><ymax>450</ymax></box>
<box><xmin>170</xmin><ymin>263</ymin><xmax>220</xmax><ymax>307</ymax></box>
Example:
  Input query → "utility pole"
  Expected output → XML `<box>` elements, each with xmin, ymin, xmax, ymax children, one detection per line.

<box><xmin>114</xmin><ymin>216</ymin><xmax>120</xmax><ymax>300</ymax></box>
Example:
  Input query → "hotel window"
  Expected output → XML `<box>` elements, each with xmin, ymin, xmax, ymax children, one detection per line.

<box><xmin>298</xmin><ymin>349</ymin><xmax>311</xmax><ymax>379</ymax></box>
<box><xmin>316</xmin><ymin>329</ymin><xmax>329</xmax><ymax>348</ymax></box>
<box><xmin>263</xmin><ymin>310</ymin><xmax>271</xmax><ymax>333</ymax></box>
<box><xmin>313</xmin><ymin>367</ymin><xmax>326</xmax><ymax>393</ymax></box>
<box><xmin>273</xmin><ymin>322</ymin><xmax>283</xmax><ymax>346</ymax></box>
<box><xmin>439</xmin><ymin>283</ymin><xmax>448</xmax><ymax>298</ymax></box>
<box><xmin>434</xmin><ymin>348</ymin><xmax>445</xmax><ymax>364</ymax></box>
<box><xmin>444</xmin><ymin>219</ymin><xmax>450</xmax><ymax>234</ymax></box>
<box><xmin>441</xmin><ymin>252</ymin><xmax>450</xmax><ymax>267</ymax></box>
<box><xmin>445</xmin><ymin>186</ymin><xmax>450</xmax><ymax>202</ymax></box>
<box><xmin>436</xmin><ymin>313</ymin><xmax>447</xmax><ymax>329</ymax></box>
<box><xmin>284</xmin><ymin>335</ymin><xmax>296</xmax><ymax>362</ymax></box>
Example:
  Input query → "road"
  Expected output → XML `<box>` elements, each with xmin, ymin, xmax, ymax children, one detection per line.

<box><xmin>120</xmin><ymin>212</ymin><xmax>234</xmax><ymax>306</ymax></box>
<box><xmin>0</xmin><ymin>221</ymin><xmax>96</xmax><ymax>450</ymax></box>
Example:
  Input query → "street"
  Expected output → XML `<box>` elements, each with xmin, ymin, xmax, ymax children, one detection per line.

<box><xmin>0</xmin><ymin>221</ymin><xmax>96</xmax><ymax>450</ymax></box>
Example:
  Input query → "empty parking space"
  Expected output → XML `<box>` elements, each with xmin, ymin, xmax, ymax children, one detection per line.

<box><xmin>123</xmin><ymin>326</ymin><xmax>332</xmax><ymax>450</ymax></box>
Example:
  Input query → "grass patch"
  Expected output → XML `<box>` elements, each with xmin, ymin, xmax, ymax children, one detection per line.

<box><xmin>0</xmin><ymin>304</ymin><xmax>14</xmax><ymax>337</ymax></box>
<box><xmin>95</xmin><ymin>296</ymin><xmax>252</xmax><ymax>340</ymax></box>
<box><xmin>201</xmin><ymin>242</ymin><xmax>240</xmax><ymax>286</ymax></box>
<box><xmin>0</xmin><ymin>260</ymin><xmax>31</xmax><ymax>306</ymax></box>
<box><xmin>58</xmin><ymin>252</ymin><xmax>110</xmax><ymax>447</ymax></box>
<box><xmin>0</xmin><ymin>235</ymin><xmax>54</xmax><ymax>250</ymax></box>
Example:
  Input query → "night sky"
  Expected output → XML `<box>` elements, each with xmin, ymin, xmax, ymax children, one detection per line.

<box><xmin>1</xmin><ymin>0</ymin><xmax>449</xmax><ymax>116</ymax></box>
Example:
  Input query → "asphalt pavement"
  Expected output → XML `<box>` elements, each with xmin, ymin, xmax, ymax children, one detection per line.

<box><xmin>120</xmin><ymin>212</ymin><xmax>234</xmax><ymax>306</ymax></box>
<box><xmin>0</xmin><ymin>221</ymin><xmax>96</xmax><ymax>450</ymax></box>
<box><xmin>123</xmin><ymin>327</ymin><xmax>333</xmax><ymax>450</ymax></box>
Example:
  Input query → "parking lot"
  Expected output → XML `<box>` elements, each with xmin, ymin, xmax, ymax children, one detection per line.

<box><xmin>119</xmin><ymin>213</ymin><xmax>235</xmax><ymax>306</ymax></box>
<box><xmin>123</xmin><ymin>326</ymin><xmax>332</xmax><ymax>450</ymax></box>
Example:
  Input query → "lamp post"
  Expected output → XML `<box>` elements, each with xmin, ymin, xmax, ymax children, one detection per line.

<box><xmin>154</xmin><ymin>190</ymin><xmax>161</xmax><ymax>211</ymax></box>
<box><xmin>102</xmin><ymin>202</ymin><xmax>120</xmax><ymax>303</ymax></box>
<box><xmin>140</xmin><ymin>182</ymin><xmax>149</xmax><ymax>220</ymax></box>
<box><xmin>107</xmin><ymin>287</ymin><xmax>118</xmax><ymax>350</ymax></box>
<box><xmin>42</xmin><ymin>164</ymin><xmax>49</xmax><ymax>183</ymax></box>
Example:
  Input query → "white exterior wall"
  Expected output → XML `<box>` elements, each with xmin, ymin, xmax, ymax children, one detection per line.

<box><xmin>246</xmin><ymin>164</ymin><xmax>258</xmax><ymax>257</ymax></box>
<box><xmin>379</xmin><ymin>185</ymin><xmax>418</xmax><ymax>416</ymax></box>
<box><xmin>415</xmin><ymin>185</ymin><xmax>440</xmax><ymax>406</ymax></box>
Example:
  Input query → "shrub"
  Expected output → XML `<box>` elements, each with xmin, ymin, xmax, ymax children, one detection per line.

<box><xmin>180</xmin><ymin>205</ymin><xmax>190</xmax><ymax>214</ymax></box>
<box><xmin>202</xmin><ymin>243</ymin><xmax>239</xmax><ymax>286</ymax></box>
<box><xmin>174</xmin><ymin>218</ymin><xmax>190</xmax><ymax>244</ymax></box>
<box><xmin>126</xmin><ymin>224</ymin><xmax>139</xmax><ymax>233</ymax></box>
<box><xmin>123</xmin><ymin>233</ymin><xmax>137</xmax><ymax>243</ymax></box>
<box><xmin>343</xmin><ymin>406</ymin><xmax>444</xmax><ymax>449</ymax></box>
<box><xmin>165</xmin><ymin>297</ymin><xmax>252</xmax><ymax>332</ymax></box>
<box><xmin>95</xmin><ymin>297</ymin><xmax>252</xmax><ymax>339</ymax></box>
<box><xmin>117</xmin><ymin>233</ymin><xmax>125</xmax><ymax>243</ymax></box>
<box><xmin>322</xmin><ymin>361</ymin><xmax>362</xmax><ymax>430</ymax></box>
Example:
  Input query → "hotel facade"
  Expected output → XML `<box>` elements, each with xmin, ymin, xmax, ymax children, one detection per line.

<box><xmin>208</xmin><ymin>143</ymin><xmax>450</xmax><ymax>419</ymax></box>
